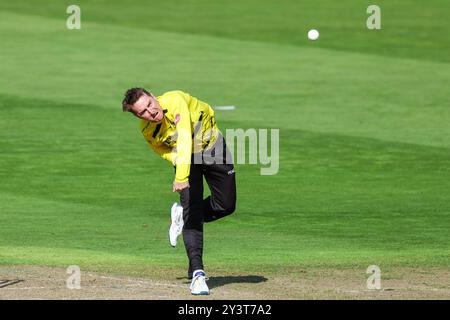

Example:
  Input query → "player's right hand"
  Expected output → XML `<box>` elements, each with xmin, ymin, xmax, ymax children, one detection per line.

<box><xmin>173</xmin><ymin>181</ymin><xmax>190</xmax><ymax>192</ymax></box>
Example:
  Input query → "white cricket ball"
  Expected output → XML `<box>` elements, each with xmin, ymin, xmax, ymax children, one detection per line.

<box><xmin>308</xmin><ymin>29</ymin><xmax>319</xmax><ymax>41</ymax></box>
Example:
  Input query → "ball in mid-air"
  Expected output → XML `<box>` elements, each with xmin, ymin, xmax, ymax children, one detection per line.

<box><xmin>308</xmin><ymin>29</ymin><xmax>319</xmax><ymax>41</ymax></box>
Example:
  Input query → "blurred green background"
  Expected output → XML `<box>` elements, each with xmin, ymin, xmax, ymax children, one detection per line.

<box><xmin>0</xmin><ymin>0</ymin><xmax>449</xmax><ymax>276</ymax></box>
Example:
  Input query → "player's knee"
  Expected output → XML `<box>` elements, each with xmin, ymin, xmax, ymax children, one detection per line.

<box><xmin>221</xmin><ymin>201</ymin><xmax>236</xmax><ymax>216</ymax></box>
<box><xmin>210</xmin><ymin>196</ymin><xmax>236</xmax><ymax>218</ymax></box>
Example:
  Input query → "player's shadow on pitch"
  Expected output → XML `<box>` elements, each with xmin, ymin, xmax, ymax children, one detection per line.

<box><xmin>205</xmin><ymin>275</ymin><xmax>268</xmax><ymax>289</ymax></box>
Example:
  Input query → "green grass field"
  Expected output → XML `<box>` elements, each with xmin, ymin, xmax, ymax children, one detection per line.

<box><xmin>1</xmin><ymin>0</ymin><xmax>449</xmax><ymax>278</ymax></box>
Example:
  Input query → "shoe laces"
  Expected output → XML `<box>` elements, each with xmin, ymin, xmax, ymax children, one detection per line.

<box><xmin>190</xmin><ymin>273</ymin><xmax>209</xmax><ymax>290</ymax></box>
<box><xmin>176</xmin><ymin>208</ymin><xmax>184</xmax><ymax>225</ymax></box>
<box><xmin>175</xmin><ymin>221</ymin><xmax>183</xmax><ymax>233</ymax></box>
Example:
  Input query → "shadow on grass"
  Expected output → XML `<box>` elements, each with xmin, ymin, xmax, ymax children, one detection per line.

<box><xmin>176</xmin><ymin>275</ymin><xmax>268</xmax><ymax>288</ymax></box>
<box><xmin>206</xmin><ymin>275</ymin><xmax>268</xmax><ymax>289</ymax></box>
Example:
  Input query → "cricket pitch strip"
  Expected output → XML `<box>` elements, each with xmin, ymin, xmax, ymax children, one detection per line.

<box><xmin>0</xmin><ymin>265</ymin><xmax>449</xmax><ymax>299</ymax></box>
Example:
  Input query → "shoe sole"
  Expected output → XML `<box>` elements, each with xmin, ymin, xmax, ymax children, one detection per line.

<box><xmin>168</xmin><ymin>220</ymin><xmax>176</xmax><ymax>247</ymax></box>
<box><xmin>169</xmin><ymin>204</ymin><xmax>183</xmax><ymax>247</ymax></box>
<box><xmin>169</xmin><ymin>204</ymin><xmax>180</xmax><ymax>247</ymax></box>
<box><xmin>169</xmin><ymin>229</ymin><xmax>177</xmax><ymax>247</ymax></box>
<box><xmin>169</xmin><ymin>224</ymin><xmax>182</xmax><ymax>247</ymax></box>
<box><xmin>191</xmin><ymin>291</ymin><xmax>209</xmax><ymax>295</ymax></box>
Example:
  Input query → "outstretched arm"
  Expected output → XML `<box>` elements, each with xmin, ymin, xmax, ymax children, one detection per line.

<box><xmin>171</xmin><ymin>96</ymin><xmax>192</xmax><ymax>191</ymax></box>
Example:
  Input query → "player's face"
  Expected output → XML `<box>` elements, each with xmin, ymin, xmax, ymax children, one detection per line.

<box><xmin>131</xmin><ymin>94</ymin><xmax>164</xmax><ymax>122</ymax></box>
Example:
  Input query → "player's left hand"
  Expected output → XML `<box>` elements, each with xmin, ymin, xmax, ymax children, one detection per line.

<box><xmin>173</xmin><ymin>181</ymin><xmax>190</xmax><ymax>192</ymax></box>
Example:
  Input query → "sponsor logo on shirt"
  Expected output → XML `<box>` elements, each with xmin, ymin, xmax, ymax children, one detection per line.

<box><xmin>227</xmin><ymin>169</ymin><xmax>235</xmax><ymax>175</ymax></box>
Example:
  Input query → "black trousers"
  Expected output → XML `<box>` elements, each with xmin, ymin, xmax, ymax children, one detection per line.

<box><xmin>179</xmin><ymin>137</ymin><xmax>236</xmax><ymax>277</ymax></box>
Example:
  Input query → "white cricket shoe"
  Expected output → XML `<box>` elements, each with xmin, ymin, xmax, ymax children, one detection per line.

<box><xmin>190</xmin><ymin>270</ymin><xmax>209</xmax><ymax>295</ymax></box>
<box><xmin>169</xmin><ymin>203</ymin><xmax>184</xmax><ymax>247</ymax></box>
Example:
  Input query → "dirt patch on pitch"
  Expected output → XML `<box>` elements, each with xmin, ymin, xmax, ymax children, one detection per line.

<box><xmin>0</xmin><ymin>265</ymin><xmax>449</xmax><ymax>299</ymax></box>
